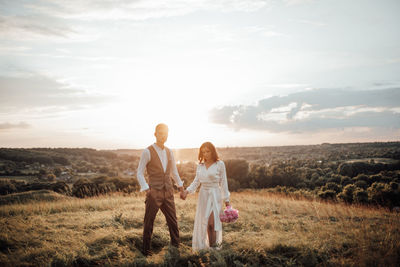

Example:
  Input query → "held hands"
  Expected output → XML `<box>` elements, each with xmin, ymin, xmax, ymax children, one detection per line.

<box><xmin>179</xmin><ymin>187</ymin><xmax>188</xmax><ymax>200</ymax></box>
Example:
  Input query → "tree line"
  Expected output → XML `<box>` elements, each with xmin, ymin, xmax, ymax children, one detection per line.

<box><xmin>1</xmin><ymin>144</ymin><xmax>399</xmax><ymax>208</ymax></box>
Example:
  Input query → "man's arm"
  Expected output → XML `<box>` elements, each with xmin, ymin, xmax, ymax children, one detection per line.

<box><xmin>169</xmin><ymin>149</ymin><xmax>184</xmax><ymax>192</ymax></box>
<box><xmin>136</xmin><ymin>149</ymin><xmax>150</xmax><ymax>192</ymax></box>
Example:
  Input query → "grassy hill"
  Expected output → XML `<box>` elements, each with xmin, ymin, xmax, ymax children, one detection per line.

<box><xmin>0</xmin><ymin>191</ymin><xmax>399</xmax><ymax>266</ymax></box>
<box><xmin>0</xmin><ymin>190</ymin><xmax>70</xmax><ymax>206</ymax></box>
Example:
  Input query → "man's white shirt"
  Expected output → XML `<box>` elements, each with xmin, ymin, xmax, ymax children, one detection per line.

<box><xmin>136</xmin><ymin>143</ymin><xmax>183</xmax><ymax>192</ymax></box>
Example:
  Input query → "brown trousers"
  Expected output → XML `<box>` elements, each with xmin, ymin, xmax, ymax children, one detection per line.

<box><xmin>143</xmin><ymin>188</ymin><xmax>179</xmax><ymax>254</ymax></box>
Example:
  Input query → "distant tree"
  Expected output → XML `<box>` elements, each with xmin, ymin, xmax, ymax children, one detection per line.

<box><xmin>227</xmin><ymin>178</ymin><xmax>241</xmax><ymax>192</ymax></box>
<box><xmin>176</xmin><ymin>162</ymin><xmax>196</xmax><ymax>186</ymax></box>
<box><xmin>224</xmin><ymin>159</ymin><xmax>249</xmax><ymax>188</ymax></box>
<box><xmin>248</xmin><ymin>164</ymin><xmax>267</xmax><ymax>188</ymax></box>
<box><xmin>0</xmin><ymin>180</ymin><xmax>17</xmax><ymax>195</ymax></box>
<box><xmin>99</xmin><ymin>166</ymin><xmax>109</xmax><ymax>174</ymax></box>
<box><xmin>338</xmin><ymin>163</ymin><xmax>354</xmax><ymax>177</ymax></box>
<box><xmin>38</xmin><ymin>168</ymin><xmax>47</xmax><ymax>179</ymax></box>
<box><xmin>107</xmin><ymin>168</ymin><xmax>118</xmax><ymax>177</ymax></box>
<box><xmin>46</xmin><ymin>174</ymin><xmax>56</xmax><ymax>182</ymax></box>
<box><xmin>54</xmin><ymin>167</ymin><xmax>62</xmax><ymax>177</ymax></box>
<box><xmin>52</xmin><ymin>156</ymin><xmax>70</xmax><ymax>165</ymax></box>
<box><xmin>51</xmin><ymin>181</ymin><xmax>71</xmax><ymax>195</ymax></box>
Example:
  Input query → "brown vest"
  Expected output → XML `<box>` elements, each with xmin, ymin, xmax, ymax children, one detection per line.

<box><xmin>146</xmin><ymin>145</ymin><xmax>173</xmax><ymax>190</ymax></box>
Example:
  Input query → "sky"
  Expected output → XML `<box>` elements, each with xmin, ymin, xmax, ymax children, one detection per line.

<box><xmin>0</xmin><ymin>0</ymin><xmax>399</xmax><ymax>149</ymax></box>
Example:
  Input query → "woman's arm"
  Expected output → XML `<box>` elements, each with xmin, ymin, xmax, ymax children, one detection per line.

<box><xmin>219</xmin><ymin>161</ymin><xmax>230</xmax><ymax>203</ymax></box>
<box><xmin>185</xmin><ymin>165</ymin><xmax>201</xmax><ymax>194</ymax></box>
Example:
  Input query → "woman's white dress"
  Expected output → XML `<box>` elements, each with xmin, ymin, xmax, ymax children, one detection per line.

<box><xmin>186</xmin><ymin>160</ymin><xmax>230</xmax><ymax>250</ymax></box>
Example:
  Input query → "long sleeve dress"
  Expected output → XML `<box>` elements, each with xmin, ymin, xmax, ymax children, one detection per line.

<box><xmin>186</xmin><ymin>160</ymin><xmax>230</xmax><ymax>250</ymax></box>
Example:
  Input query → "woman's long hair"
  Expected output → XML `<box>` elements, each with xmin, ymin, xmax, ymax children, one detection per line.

<box><xmin>198</xmin><ymin>142</ymin><xmax>219</xmax><ymax>163</ymax></box>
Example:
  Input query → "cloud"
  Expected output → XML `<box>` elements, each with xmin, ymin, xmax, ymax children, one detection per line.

<box><xmin>209</xmin><ymin>88</ymin><xmax>400</xmax><ymax>133</ymax></box>
<box><xmin>291</xmin><ymin>19</ymin><xmax>326</xmax><ymax>27</ymax></box>
<box><xmin>0</xmin><ymin>15</ymin><xmax>76</xmax><ymax>40</ymax></box>
<box><xmin>10</xmin><ymin>0</ymin><xmax>270</xmax><ymax>21</ymax></box>
<box><xmin>283</xmin><ymin>0</ymin><xmax>314</xmax><ymax>6</ymax></box>
<box><xmin>0</xmin><ymin>0</ymin><xmax>271</xmax><ymax>42</ymax></box>
<box><xmin>0</xmin><ymin>122</ymin><xmax>31</xmax><ymax>130</ymax></box>
<box><xmin>262</xmin><ymin>31</ymin><xmax>289</xmax><ymax>37</ymax></box>
<box><xmin>0</xmin><ymin>46</ymin><xmax>30</xmax><ymax>53</ymax></box>
<box><xmin>0</xmin><ymin>73</ymin><xmax>116</xmax><ymax>114</ymax></box>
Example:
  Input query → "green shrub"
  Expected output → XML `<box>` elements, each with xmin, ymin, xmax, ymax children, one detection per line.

<box><xmin>367</xmin><ymin>182</ymin><xmax>400</xmax><ymax>207</ymax></box>
<box><xmin>321</xmin><ymin>182</ymin><xmax>342</xmax><ymax>193</ymax></box>
<box><xmin>340</xmin><ymin>176</ymin><xmax>353</xmax><ymax>186</ymax></box>
<box><xmin>353</xmin><ymin>188</ymin><xmax>368</xmax><ymax>204</ymax></box>
<box><xmin>338</xmin><ymin>184</ymin><xmax>356</xmax><ymax>203</ymax></box>
<box><xmin>318</xmin><ymin>190</ymin><xmax>336</xmax><ymax>200</ymax></box>
<box><xmin>355</xmin><ymin>180</ymin><xmax>368</xmax><ymax>190</ymax></box>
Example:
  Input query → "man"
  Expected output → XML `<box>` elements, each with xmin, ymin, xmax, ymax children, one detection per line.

<box><xmin>136</xmin><ymin>123</ymin><xmax>185</xmax><ymax>256</ymax></box>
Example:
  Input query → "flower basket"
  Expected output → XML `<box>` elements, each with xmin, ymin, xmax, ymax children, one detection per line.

<box><xmin>220</xmin><ymin>205</ymin><xmax>239</xmax><ymax>223</ymax></box>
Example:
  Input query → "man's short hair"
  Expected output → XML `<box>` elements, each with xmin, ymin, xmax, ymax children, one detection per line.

<box><xmin>155</xmin><ymin>123</ymin><xmax>168</xmax><ymax>132</ymax></box>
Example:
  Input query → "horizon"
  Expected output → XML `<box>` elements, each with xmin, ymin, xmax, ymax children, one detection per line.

<box><xmin>1</xmin><ymin>139</ymin><xmax>399</xmax><ymax>152</ymax></box>
<box><xmin>1</xmin><ymin>0</ymin><xmax>400</xmax><ymax>149</ymax></box>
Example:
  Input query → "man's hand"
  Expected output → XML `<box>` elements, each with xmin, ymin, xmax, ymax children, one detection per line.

<box><xmin>179</xmin><ymin>187</ymin><xmax>187</xmax><ymax>200</ymax></box>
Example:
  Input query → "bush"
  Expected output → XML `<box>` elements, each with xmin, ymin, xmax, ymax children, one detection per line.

<box><xmin>354</xmin><ymin>180</ymin><xmax>368</xmax><ymax>190</ymax></box>
<box><xmin>72</xmin><ymin>176</ymin><xmax>138</xmax><ymax>198</ymax></box>
<box><xmin>353</xmin><ymin>174</ymin><xmax>369</xmax><ymax>183</ymax></box>
<box><xmin>315</xmin><ymin>177</ymin><xmax>327</xmax><ymax>187</ymax></box>
<box><xmin>321</xmin><ymin>182</ymin><xmax>342</xmax><ymax>193</ymax></box>
<box><xmin>369</xmin><ymin>174</ymin><xmax>382</xmax><ymax>184</ymax></box>
<box><xmin>318</xmin><ymin>190</ymin><xmax>336</xmax><ymax>200</ymax></box>
<box><xmin>0</xmin><ymin>179</ymin><xmax>19</xmax><ymax>195</ymax></box>
<box><xmin>340</xmin><ymin>176</ymin><xmax>353</xmax><ymax>186</ymax></box>
<box><xmin>353</xmin><ymin>188</ymin><xmax>368</xmax><ymax>204</ymax></box>
<box><xmin>390</xmin><ymin>182</ymin><xmax>399</xmax><ymax>190</ymax></box>
<box><xmin>327</xmin><ymin>174</ymin><xmax>341</xmax><ymax>184</ymax></box>
<box><xmin>338</xmin><ymin>184</ymin><xmax>356</xmax><ymax>203</ymax></box>
<box><xmin>367</xmin><ymin>182</ymin><xmax>400</xmax><ymax>207</ymax></box>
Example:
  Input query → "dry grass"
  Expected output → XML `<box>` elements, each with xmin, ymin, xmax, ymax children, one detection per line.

<box><xmin>0</xmin><ymin>190</ymin><xmax>399</xmax><ymax>266</ymax></box>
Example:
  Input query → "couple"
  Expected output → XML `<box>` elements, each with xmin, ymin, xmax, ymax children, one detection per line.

<box><xmin>136</xmin><ymin>123</ymin><xmax>231</xmax><ymax>256</ymax></box>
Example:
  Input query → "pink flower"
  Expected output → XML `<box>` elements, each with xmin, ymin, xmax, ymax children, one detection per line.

<box><xmin>220</xmin><ymin>206</ymin><xmax>239</xmax><ymax>223</ymax></box>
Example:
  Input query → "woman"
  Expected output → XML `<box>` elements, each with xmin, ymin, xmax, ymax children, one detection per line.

<box><xmin>183</xmin><ymin>142</ymin><xmax>230</xmax><ymax>250</ymax></box>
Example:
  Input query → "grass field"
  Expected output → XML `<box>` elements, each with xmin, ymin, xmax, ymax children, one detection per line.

<box><xmin>0</xmin><ymin>190</ymin><xmax>399</xmax><ymax>266</ymax></box>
